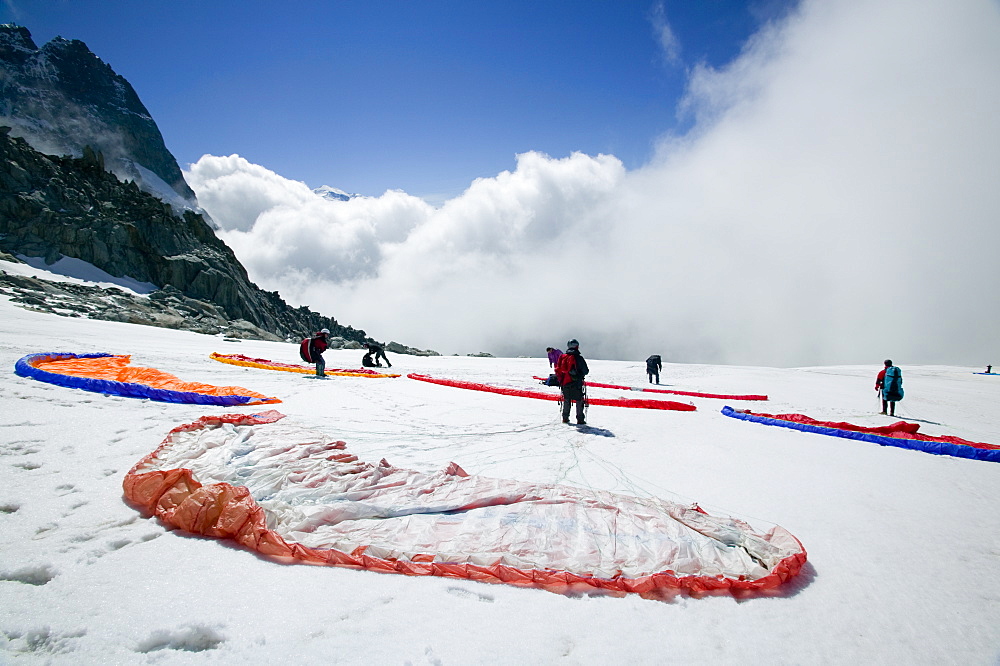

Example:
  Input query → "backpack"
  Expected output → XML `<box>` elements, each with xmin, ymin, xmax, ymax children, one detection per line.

<box><xmin>299</xmin><ymin>338</ymin><xmax>313</xmax><ymax>363</ymax></box>
<box><xmin>883</xmin><ymin>366</ymin><xmax>904</xmax><ymax>401</ymax></box>
<box><xmin>555</xmin><ymin>352</ymin><xmax>580</xmax><ymax>385</ymax></box>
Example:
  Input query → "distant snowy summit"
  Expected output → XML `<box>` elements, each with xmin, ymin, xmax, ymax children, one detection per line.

<box><xmin>0</xmin><ymin>23</ymin><xmax>196</xmax><ymax>210</ymax></box>
<box><xmin>313</xmin><ymin>185</ymin><xmax>359</xmax><ymax>202</ymax></box>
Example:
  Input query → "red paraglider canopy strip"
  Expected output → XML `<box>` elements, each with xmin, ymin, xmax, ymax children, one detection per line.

<box><xmin>534</xmin><ymin>377</ymin><xmax>767</xmax><ymax>400</ymax></box>
<box><xmin>409</xmin><ymin>374</ymin><xmax>695</xmax><ymax>411</ymax></box>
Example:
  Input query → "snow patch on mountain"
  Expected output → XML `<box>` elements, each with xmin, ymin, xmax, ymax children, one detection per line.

<box><xmin>312</xmin><ymin>185</ymin><xmax>358</xmax><ymax>202</ymax></box>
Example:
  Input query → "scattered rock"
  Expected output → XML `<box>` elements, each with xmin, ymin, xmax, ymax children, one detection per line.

<box><xmin>0</xmin><ymin>269</ymin><xmax>281</xmax><ymax>340</ymax></box>
<box><xmin>386</xmin><ymin>341</ymin><xmax>440</xmax><ymax>356</ymax></box>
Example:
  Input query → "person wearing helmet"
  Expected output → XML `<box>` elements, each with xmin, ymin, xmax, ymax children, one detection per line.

<box><xmin>554</xmin><ymin>339</ymin><xmax>589</xmax><ymax>425</ymax></box>
<box><xmin>309</xmin><ymin>329</ymin><xmax>331</xmax><ymax>377</ymax></box>
<box><xmin>363</xmin><ymin>341</ymin><xmax>392</xmax><ymax>368</ymax></box>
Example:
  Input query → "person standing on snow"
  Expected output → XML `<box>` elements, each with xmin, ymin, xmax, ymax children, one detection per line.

<box><xmin>875</xmin><ymin>359</ymin><xmax>904</xmax><ymax>416</ymax></box>
<box><xmin>555</xmin><ymin>339</ymin><xmax>589</xmax><ymax>425</ymax></box>
<box><xmin>646</xmin><ymin>354</ymin><xmax>662</xmax><ymax>384</ymax></box>
<box><xmin>307</xmin><ymin>329</ymin><xmax>332</xmax><ymax>377</ymax></box>
<box><xmin>546</xmin><ymin>347</ymin><xmax>562</xmax><ymax>368</ymax></box>
<box><xmin>363</xmin><ymin>342</ymin><xmax>392</xmax><ymax>368</ymax></box>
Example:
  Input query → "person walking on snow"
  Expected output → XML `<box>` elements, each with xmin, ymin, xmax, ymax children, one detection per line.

<box><xmin>555</xmin><ymin>339</ymin><xmax>589</xmax><ymax>425</ymax></box>
<box><xmin>546</xmin><ymin>347</ymin><xmax>562</xmax><ymax>368</ymax></box>
<box><xmin>307</xmin><ymin>329</ymin><xmax>331</xmax><ymax>377</ymax></box>
<box><xmin>875</xmin><ymin>359</ymin><xmax>904</xmax><ymax>416</ymax></box>
<box><xmin>363</xmin><ymin>342</ymin><xmax>392</xmax><ymax>368</ymax></box>
<box><xmin>646</xmin><ymin>354</ymin><xmax>662</xmax><ymax>384</ymax></box>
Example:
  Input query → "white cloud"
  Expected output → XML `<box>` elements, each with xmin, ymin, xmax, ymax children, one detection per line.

<box><xmin>650</xmin><ymin>2</ymin><xmax>683</xmax><ymax>67</ymax></box>
<box><xmin>187</xmin><ymin>0</ymin><xmax>1000</xmax><ymax>366</ymax></box>
<box><xmin>187</xmin><ymin>155</ymin><xmax>433</xmax><ymax>284</ymax></box>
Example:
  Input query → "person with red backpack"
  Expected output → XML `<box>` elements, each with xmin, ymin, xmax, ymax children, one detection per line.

<box><xmin>299</xmin><ymin>329</ymin><xmax>331</xmax><ymax>377</ymax></box>
<box><xmin>555</xmin><ymin>339</ymin><xmax>589</xmax><ymax>425</ymax></box>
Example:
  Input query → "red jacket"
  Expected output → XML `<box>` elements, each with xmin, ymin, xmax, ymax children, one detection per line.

<box><xmin>311</xmin><ymin>334</ymin><xmax>329</xmax><ymax>355</ymax></box>
<box><xmin>875</xmin><ymin>368</ymin><xmax>886</xmax><ymax>390</ymax></box>
<box><xmin>301</xmin><ymin>333</ymin><xmax>329</xmax><ymax>363</ymax></box>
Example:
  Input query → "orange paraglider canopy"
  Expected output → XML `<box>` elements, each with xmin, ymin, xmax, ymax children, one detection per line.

<box><xmin>124</xmin><ymin>411</ymin><xmax>807</xmax><ymax>596</ymax></box>
<box><xmin>15</xmin><ymin>353</ymin><xmax>280</xmax><ymax>406</ymax></box>
<box><xmin>210</xmin><ymin>352</ymin><xmax>400</xmax><ymax>378</ymax></box>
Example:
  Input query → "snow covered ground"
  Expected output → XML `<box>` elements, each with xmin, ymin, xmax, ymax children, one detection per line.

<box><xmin>1</xmin><ymin>288</ymin><xmax>999</xmax><ymax>664</ymax></box>
<box><xmin>4</xmin><ymin>256</ymin><xmax>157</xmax><ymax>294</ymax></box>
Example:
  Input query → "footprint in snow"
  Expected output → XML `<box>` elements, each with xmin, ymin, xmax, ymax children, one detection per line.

<box><xmin>0</xmin><ymin>563</ymin><xmax>57</xmax><ymax>585</ymax></box>
<box><xmin>446</xmin><ymin>586</ymin><xmax>495</xmax><ymax>603</ymax></box>
<box><xmin>135</xmin><ymin>624</ymin><xmax>226</xmax><ymax>653</ymax></box>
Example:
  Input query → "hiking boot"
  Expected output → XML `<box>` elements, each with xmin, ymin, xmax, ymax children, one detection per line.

<box><xmin>562</xmin><ymin>418</ymin><xmax>570</xmax><ymax>424</ymax></box>
<box><xmin>577</xmin><ymin>420</ymin><xmax>586</xmax><ymax>426</ymax></box>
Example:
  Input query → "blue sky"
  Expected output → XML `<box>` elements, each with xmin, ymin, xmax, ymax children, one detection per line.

<box><xmin>6</xmin><ymin>0</ymin><xmax>997</xmax><ymax>366</ymax></box>
<box><xmin>2</xmin><ymin>0</ymin><xmax>794</xmax><ymax>201</ymax></box>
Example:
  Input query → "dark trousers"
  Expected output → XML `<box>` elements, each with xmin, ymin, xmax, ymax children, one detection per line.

<box><xmin>561</xmin><ymin>382</ymin><xmax>586</xmax><ymax>422</ymax></box>
<box><xmin>315</xmin><ymin>355</ymin><xmax>326</xmax><ymax>377</ymax></box>
<box><xmin>373</xmin><ymin>350</ymin><xmax>391</xmax><ymax>367</ymax></box>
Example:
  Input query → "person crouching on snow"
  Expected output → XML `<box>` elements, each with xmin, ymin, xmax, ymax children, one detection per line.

<box><xmin>309</xmin><ymin>329</ymin><xmax>331</xmax><ymax>377</ymax></box>
<box><xmin>363</xmin><ymin>342</ymin><xmax>392</xmax><ymax>368</ymax></box>
<box><xmin>555</xmin><ymin>339</ymin><xmax>590</xmax><ymax>425</ymax></box>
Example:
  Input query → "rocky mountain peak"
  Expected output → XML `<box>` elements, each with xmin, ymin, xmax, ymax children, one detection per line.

<box><xmin>0</xmin><ymin>24</ymin><xmax>195</xmax><ymax>205</ymax></box>
<box><xmin>0</xmin><ymin>128</ymin><xmax>372</xmax><ymax>345</ymax></box>
<box><xmin>0</xmin><ymin>23</ymin><xmax>38</xmax><ymax>58</ymax></box>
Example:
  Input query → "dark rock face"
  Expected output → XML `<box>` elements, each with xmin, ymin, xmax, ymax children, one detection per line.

<box><xmin>0</xmin><ymin>128</ymin><xmax>367</xmax><ymax>343</ymax></box>
<box><xmin>0</xmin><ymin>24</ymin><xmax>193</xmax><ymax>203</ymax></box>
<box><xmin>0</xmin><ymin>25</ymin><xmax>436</xmax><ymax>354</ymax></box>
<box><xmin>0</xmin><ymin>267</ymin><xmax>283</xmax><ymax>340</ymax></box>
